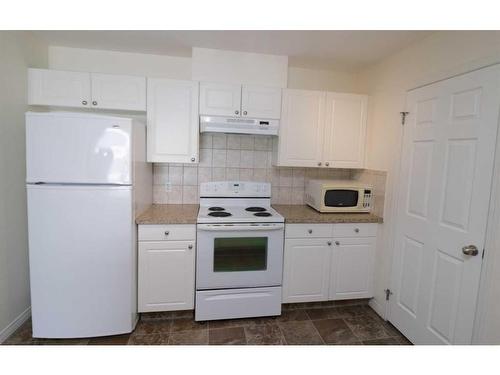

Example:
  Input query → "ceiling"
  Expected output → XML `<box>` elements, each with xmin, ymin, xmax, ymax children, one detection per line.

<box><xmin>32</xmin><ymin>30</ymin><xmax>434</xmax><ymax>72</ymax></box>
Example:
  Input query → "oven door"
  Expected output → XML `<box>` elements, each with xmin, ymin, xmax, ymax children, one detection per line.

<box><xmin>196</xmin><ymin>223</ymin><xmax>284</xmax><ymax>290</ymax></box>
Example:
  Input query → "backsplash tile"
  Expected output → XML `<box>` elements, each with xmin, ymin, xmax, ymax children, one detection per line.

<box><xmin>152</xmin><ymin>133</ymin><xmax>387</xmax><ymax>213</ymax></box>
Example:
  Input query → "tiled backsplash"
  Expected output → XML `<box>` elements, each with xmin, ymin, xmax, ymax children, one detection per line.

<box><xmin>153</xmin><ymin>133</ymin><xmax>386</xmax><ymax>213</ymax></box>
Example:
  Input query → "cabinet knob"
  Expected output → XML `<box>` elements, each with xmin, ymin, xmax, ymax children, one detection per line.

<box><xmin>164</xmin><ymin>231</ymin><xmax>170</xmax><ymax>236</ymax></box>
<box><xmin>92</xmin><ymin>101</ymin><xmax>98</xmax><ymax>106</ymax></box>
<box><xmin>191</xmin><ymin>157</ymin><xmax>196</xmax><ymax>162</ymax></box>
<box><xmin>325</xmin><ymin>162</ymin><xmax>330</xmax><ymax>167</ymax></box>
<box><xmin>243</xmin><ymin>111</ymin><xmax>247</xmax><ymax>115</ymax></box>
<box><xmin>354</xmin><ymin>228</ymin><xmax>360</xmax><ymax>233</ymax></box>
<box><xmin>335</xmin><ymin>241</ymin><xmax>340</xmax><ymax>246</ymax></box>
<box><xmin>188</xmin><ymin>244</ymin><xmax>193</xmax><ymax>250</ymax></box>
<box><xmin>317</xmin><ymin>162</ymin><xmax>322</xmax><ymax>166</ymax></box>
<box><xmin>82</xmin><ymin>100</ymin><xmax>88</xmax><ymax>105</ymax></box>
<box><xmin>308</xmin><ymin>229</ymin><xmax>313</xmax><ymax>234</ymax></box>
<box><xmin>327</xmin><ymin>241</ymin><xmax>332</xmax><ymax>246</ymax></box>
<box><xmin>235</xmin><ymin>110</ymin><xmax>239</xmax><ymax>115</ymax></box>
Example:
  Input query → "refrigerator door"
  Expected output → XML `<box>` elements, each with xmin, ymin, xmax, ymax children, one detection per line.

<box><xmin>26</xmin><ymin>112</ymin><xmax>133</xmax><ymax>185</ymax></box>
<box><xmin>27</xmin><ymin>184</ymin><xmax>136</xmax><ymax>338</ymax></box>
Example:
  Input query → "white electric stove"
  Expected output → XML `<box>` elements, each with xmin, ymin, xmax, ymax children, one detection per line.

<box><xmin>195</xmin><ymin>181</ymin><xmax>284</xmax><ymax>321</ymax></box>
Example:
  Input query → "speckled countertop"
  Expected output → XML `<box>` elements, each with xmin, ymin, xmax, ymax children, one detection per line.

<box><xmin>136</xmin><ymin>204</ymin><xmax>383</xmax><ymax>225</ymax></box>
<box><xmin>272</xmin><ymin>205</ymin><xmax>383</xmax><ymax>224</ymax></box>
<box><xmin>136</xmin><ymin>204</ymin><xmax>199</xmax><ymax>224</ymax></box>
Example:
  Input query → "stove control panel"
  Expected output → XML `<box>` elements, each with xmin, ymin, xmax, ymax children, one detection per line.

<box><xmin>200</xmin><ymin>181</ymin><xmax>271</xmax><ymax>198</ymax></box>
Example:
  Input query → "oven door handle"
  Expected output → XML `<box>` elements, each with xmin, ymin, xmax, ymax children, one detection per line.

<box><xmin>197</xmin><ymin>223</ymin><xmax>284</xmax><ymax>231</ymax></box>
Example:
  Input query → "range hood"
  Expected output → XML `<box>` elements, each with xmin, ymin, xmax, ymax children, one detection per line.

<box><xmin>200</xmin><ymin>115</ymin><xmax>279</xmax><ymax>136</ymax></box>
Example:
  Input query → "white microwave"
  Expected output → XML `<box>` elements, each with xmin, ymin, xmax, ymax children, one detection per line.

<box><xmin>305</xmin><ymin>180</ymin><xmax>373</xmax><ymax>213</ymax></box>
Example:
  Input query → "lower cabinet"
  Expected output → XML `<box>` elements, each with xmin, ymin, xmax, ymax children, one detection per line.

<box><xmin>282</xmin><ymin>223</ymin><xmax>377</xmax><ymax>303</ymax></box>
<box><xmin>282</xmin><ymin>238</ymin><xmax>331</xmax><ymax>303</ymax></box>
<box><xmin>138</xmin><ymin>225</ymin><xmax>195</xmax><ymax>312</ymax></box>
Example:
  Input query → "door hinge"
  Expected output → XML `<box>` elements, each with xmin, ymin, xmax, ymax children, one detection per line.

<box><xmin>400</xmin><ymin>111</ymin><xmax>409</xmax><ymax>125</ymax></box>
<box><xmin>384</xmin><ymin>288</ymin><xmax>393</xmax><ymax>301</ymax></box>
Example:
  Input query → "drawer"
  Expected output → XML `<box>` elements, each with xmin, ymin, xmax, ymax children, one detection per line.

<box><xmin>285</xmin><ymin>224</ymin><xmax>333</xmax><ymax>239</ymax></box>
<box><xmin>138</xmin><ymin>224</ymin><xmax>196</xmax><ymax>241</ymax></box>
<box><xmin>332</xmin><ymin>223</ymin><xmax>378</xmax><ymax>238</ymax></box>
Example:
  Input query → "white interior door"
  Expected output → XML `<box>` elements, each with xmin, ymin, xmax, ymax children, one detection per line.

<box><xmin>390</xmin><ymin>66</ymin><xmax>500</xmax><ymax>344</ymax></box>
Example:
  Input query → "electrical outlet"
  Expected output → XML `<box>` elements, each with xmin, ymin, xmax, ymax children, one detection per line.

<box><xmin>165</xmin><ymin>182</ymin><xmax>172</xmax><ymax>192</ymax></box>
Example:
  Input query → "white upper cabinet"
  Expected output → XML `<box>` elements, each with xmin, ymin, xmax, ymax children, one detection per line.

<box><xmin>274</xmin><ymin>89</ymin><xmax>326</xmax><ymax>167</ymax></box>
<box><xmin>241</xmin><ymin>85</ymin><xmax>281</xmax><ymax>119</ymax></box>
<box><xmin>199</xmin><ymin>82</ymin><xmax>242</xmax><ymax>116</ymax></box>
<box><xmin>28</xmin><ymin>68</ymin><xmax>146</xmax><ymax>111</ymax></box>
<box><xmin>28</xmin><ymin>68</ymin><xmax>91</xmax><ymax>108</ymax></box>
<box><xmin>147</xmin><ymin>78</ymin><xmax>199</xmax><ymax>163</ymax></box>
<box><xmin>323</xmin><ymin>93</ymin><xmax>367</xmax><ymax>168</ymax></box>
<box><xmin>274</xmin><ymin>88</ymin><xmax>368</xmax><ymax>168</ymax></box>
<box><xmin>90</xmin><ymin>73</ymin><xmax>146</xmax><ymax>111</ymax></box>
<box><xmin>199</xmin><ymin>82</ymin><xmax>282</xmax><ymax>119</ymax></box>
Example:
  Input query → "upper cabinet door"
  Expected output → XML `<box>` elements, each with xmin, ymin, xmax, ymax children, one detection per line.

<box><xmin>199</xmin><ymin>82</ymin><xmax>242</xmax><ymax>116</ymax></box>
<box><xmin>147</xmin><ymin>79</ymin><xmax>199</xmax><ymax>163</ymax></box>
<box><xmin>275</xmin><ymin>89</ymin><xmax>326</xmax><ymax>167</ymax></box>
<box><xmin>90</xmin><ymin>73</ymin><xmax>146</xmax><ymax>111</ymax></box>
<box><xmin>323</xmin><ymin>93</ymin><xmax>368</xmax><ymax>168</ymax></box>
<box><xmin>241</xmin><ymin>85</ymin><xmax>282</xmax><ymax>119</ymax></box>
<box><xmin>28</xmin><ymin>68</ymin><xmax>91</xmax><ymax>108</ymax></box>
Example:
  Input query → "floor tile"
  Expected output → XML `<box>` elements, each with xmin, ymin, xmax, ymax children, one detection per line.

<box><xmin>33</xmin><ymin>338</ymin><xmax>90</xmax><ymax>345</ymax></box>
<box><xmin>397</xmin><ymin>335</ymin><xmax>413</xmax><ymax>345</ymax></box>
<box><xmin>171</xmin><ymin>317</ymin><xmax>207</xmax><ymax>332</ymax></box>
<box><xmin>88</xmin><ymin>334</ymin><xmax>130</xmax><ymax>345</ymax></box>
<box><xmin>306</xmin><ymin>307</ymin><xmax>341</xmax><ymax>321</ymax></box>
<box><xmin>134</xmin><ymin>319</ymin><xmax>172</xmax><ymax>335</ymax></box>
<box><xmin>128</xmin><ymin>333</ymin><xmax>170</xmax><ymax>345</ymax></box>
<box><xmin>362</xmin><ymin>337</ymin><xmax>401</xmax><ymax>345</ymax></box>
<box><xmin>140</xmin><ymin>312</ymin><xmax>173</xmax><ymax>321</ymax></box>
<box><xmin>3</xmin><ymin>321</ymin><xmax>35</xmax><ymax>345</ymax></box>
<box><xmin>209</xmin><ymin>327</ymin><xmax>246</xmax><ymax>345</ymax></box>
<box><xmin>278</xmin><ymin>321</ymin><xmax>324</xmax><ymax>345</ymax></box>
<box><xmin>275</xmin><ymin>309</ymin><xmax>310</xmax><ymax>323</ymax></box>
<box><xmin>168</xmin><ymin>330</ymin><xmax>209</xmax><ymax>345</ymax></box>
<box><xmin>335</xmin><ymin>305</ymin><xmax>370</xmax><ymax>318</ymax></box>
<box><xmin>245</xmin><ymin>324</ymin><xmax>286</xmax><ymax>345</ymax></box>
<box><xmin>344</xmin><ymin>315</ymin><xmax>390</xmax><ymax>340</ymax></box>
<box><xmin>312</xmin><ymin>319</ymin><xmax>360</xmax><ymax>345</ymax></box>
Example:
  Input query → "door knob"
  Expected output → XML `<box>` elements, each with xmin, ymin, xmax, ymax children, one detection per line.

<box><xmin>462</xmin><ymin>245</ymin><xmax>479</xmax><ymax>256</ymax></box>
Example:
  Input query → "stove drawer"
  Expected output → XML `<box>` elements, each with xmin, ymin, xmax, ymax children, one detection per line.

<box><xmin>138</xmin><ymin>224</ymin><xmax>196</xmax><ymax>241</ymax></box>
<box><xmin>285</xmin><ymin>224</ymin><xmax>333</xmax><ymax>239</ymax></box>
<box><xmin>195</xmin><ymin>286</ymin><xmax>282</xmax><ymax>321</ymax></box>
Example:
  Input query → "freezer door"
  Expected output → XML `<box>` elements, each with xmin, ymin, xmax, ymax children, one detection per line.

<box><xmin>26</xmin><ymin>112</ymin><xmax>133</xmax><ymax>184</ymax></box>
<box><xmin>27</xmin><ymin>184</ymin><xmax>136</xmax><ymax>338</ymax></box>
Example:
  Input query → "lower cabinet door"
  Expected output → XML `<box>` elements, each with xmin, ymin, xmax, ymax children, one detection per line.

<box><xmin>329</xmin><ymin>237</ymin><xmax>375</xmax><ymax>300</ymax></box>
<box><xmin>138</xmin><ymin>240</ymin><xmax>195</xmax><ymax>312</ymax></box>
<box><xmin>282</xmin><ymin>238</ymin><xmax>331</xmax><ymax>303</ymax></box>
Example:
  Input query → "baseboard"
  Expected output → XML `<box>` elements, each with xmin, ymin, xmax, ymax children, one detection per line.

<box><xmin>0</xmin><ymin>307</ymin><xmax>31</xmax><ymax>344</ymax></box>
<box><xmin>368</xmin><ymin>298</ymin><xmax>387</xmax><ymax>320</ymax></box>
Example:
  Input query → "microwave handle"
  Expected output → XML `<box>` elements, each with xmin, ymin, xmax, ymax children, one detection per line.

<box><xmin>197</xmin><ymin>224</ymin><xmax>284</xmax><ymax>232</ymax></box>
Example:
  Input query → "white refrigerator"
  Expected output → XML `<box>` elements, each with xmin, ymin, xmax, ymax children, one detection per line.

<box><xmin>25</xmin><ymin>111</ymin><xmax>152</xmax><ymax>338</ymax></box>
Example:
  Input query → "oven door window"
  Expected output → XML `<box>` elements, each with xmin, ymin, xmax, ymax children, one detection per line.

<box><xmin>213</xmin><ymin>237</ymin><xmax>268</xmax><ymax>272</ymax></box>
<box><xmin>324</xmin><ymin>189</ymin><xmax>359</xmax><ymax>207</ymax></box>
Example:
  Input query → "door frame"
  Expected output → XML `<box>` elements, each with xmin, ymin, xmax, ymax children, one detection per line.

<box><xmin>384</xmin><ymin>63</ymin><xmax>500</xmax><ymax>344</ymax></box>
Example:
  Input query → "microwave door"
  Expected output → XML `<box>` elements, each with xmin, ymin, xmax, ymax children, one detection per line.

<box><xmin>324</xmin><ymin>189</ymin><xmax>360</xmax><ymax>208</ymax></box>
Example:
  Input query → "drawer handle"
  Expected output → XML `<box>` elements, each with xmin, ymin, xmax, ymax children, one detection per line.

<box><xmin>327</xmin><ymin>241</ymin><xmax>332</xmax><ymax>246</ymax></box>
<box><xmin>354</xmin><ymin>228</ymin><xmax>360</xmax><ymax>233</ymax></box>
<box><xmin>164</xmin><ymin>231</ymin><xmax>170</xmax><ymax>236</ymax></box>
<box><xmin>188</xmin><ymin>244</ymin><xmax>193</xmax><ymax>250</ymax></box>
<box><xmin>335</xmin><ymin>241</ymin><xmax>340</xmax><ymax>246</ymax></box>
<box><xmin>308</xmin><ymin>229</ymin><xmax>313</xmax><ymax>234</ymax></box>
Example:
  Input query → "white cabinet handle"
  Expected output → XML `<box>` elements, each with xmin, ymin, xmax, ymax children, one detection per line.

<box><xmin>308</xmin><ymin>229</ymin><xmax>313</xmax><ymax>234</ymax></box>
<box><xmin>235</xmin><ymin>110</ymin><xmax>239</xmax><ymax>115</ymax></box>
<box><xmin>325</xmin><ymin>162</ymin><xmax>330</xmax><ymax>166</ymax></box>
<box><xmin>243</xmin><ymin>111</ymin><xmax>247</xmax><ymax>115</ymax></box>
<box><xmin>191</xmin><ymin>157</ymin><xmax>196</xmax><ymax>162</ymax></box>
<box><xmin>327</xmin><ymin>241</ymin><xmax>332</xmax><ymax>246</ymax></box>
<box><xmin>82</xmin><ymin>100</ymin><xmax>88</xmax><ymax>105</ymax></box>
<box><xmin>335</xmin><ymin>241</ymin><xmax>340</xmax><ymax>246</ymax></box>
<box><xmin>92</xmin><ymin>101</ymin><xmax>98</xmax><ymax>106</ymax></box>
<box><xmin>354</xmin><ymin>228</ymin><xmax>360</xmax><ymax>233</ymax></box>
<box><xmin>188</xmin><ymin>244</ymin><xmax>193</xmax><ymax>250</ymax></box>
<box><xmin>317</xmin><ymin>162</ymin><xmax>322</xmax><ymax>166</ymax></box>
<box><xmin>164</xmin><ymin>231</ymin><xmax>170</xmax><ymax>236</ymax></box>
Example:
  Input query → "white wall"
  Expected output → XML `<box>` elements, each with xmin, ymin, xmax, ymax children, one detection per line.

<box><xmin>0</xmin><ymin>31</ymin><xmax>48</xmax><ymax>341</ymax></box>
<box><xmin>49</xmin><ymin>46</ymin><xmax>191</xmax><ymax>79</ymax></box>
<box><xmin>192</xmin><ymin>47</ymin><xmax>288</xmax><ymax>87</ymax></box>
<box><xmin>357</xmin><ymin>31</ymin><xmax>500</xmax><ymax>343</ymax></box>
<box><xmin>47</xmin><ymin>46</ymin><xmax>361</xmax><ymax>93</ymax></box>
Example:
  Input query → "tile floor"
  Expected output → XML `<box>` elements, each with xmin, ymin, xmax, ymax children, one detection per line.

<box><xmin>2</xmin><ymin>300</ymin><xmax>411</xmax><ymax>345</ymax></box>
